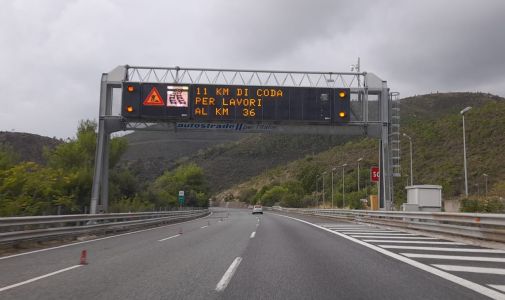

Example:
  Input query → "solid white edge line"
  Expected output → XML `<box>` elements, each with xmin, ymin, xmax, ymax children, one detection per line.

<box><xmin>0</xmin><ymin>211</ymin><xmax>213</xmax><ymax>261</ymax></box>
<box><xmin>401</xmin><ymin>253</ymin><xmax>505</xmax><ymax>262</ymax></box>
<box><xmin>201</xmin><ymin>226</ymin><xmax>208</xmax><ymax>229</ymax></box>
<box><xmin>158</xmin><ymin>234</ymin><xmax>181</xmax><ymax>242</ymax></box>
<box><xmin>250</xmin><ymin>232</ymin><xmax>256</xmax><ymax>239</ymax></box>
<box><xmin>0</xmin><ymin>265</ymin><xmax>82</xmax><ymax>292</ymax></box>
<box><xmin>215</xmin><ymin>257</ymin><xmax>242</xmax><ymax>292</ymax></box>
<box><xmin>272</xmin><ymin>213</ymin><xmax>505</xmax><ymax>300</ymax></box>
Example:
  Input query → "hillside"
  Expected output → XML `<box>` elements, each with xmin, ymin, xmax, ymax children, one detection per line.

<box><xmin>0</xmin><ymin>131</ymin><xmax>62</xmax><ymax>164</ymax></box>
<box><xmin>216</xmin><ymin>93</ymin><xmax>505</xmax><ymax>208</ymax></box>
<box><xmin>121</xmin><ymin>130</ymin><xmax>243</xmax><ymax>182</ymax></box>
<box><xmin>121</xmin><ymin>128</ymin><xmax>352</xmax><ymax>192</ymax></box>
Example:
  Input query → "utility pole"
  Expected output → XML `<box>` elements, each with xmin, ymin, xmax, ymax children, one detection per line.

<box><xmin>357</xmin><ymin>158</ymin><xmax>363</xmax><ymax>191</ymax></box>
<box><xmin>341</xmin><ymin>163</ymin><xmax>347</xmax><ymax>208</ymax></box>
<box><xmin>460</xmin><ymin>106</ymin><xmax>472</xmax><ymax>197</ymax></box>
<box><xmin>331</xmin><ymin>167</ymin><xmax>336</xmax><ymax>208</ymax></box>
<box><xmin>403</xmin><ymin>133</ymin><xmax>413</xmax><ymax>186</ymax></box>
<box><xmin>483</xmin><ymin>174</ymin><xmax>488</xmax><ymax>197</ymax></box>
<box><xmin>322</xmin><ymin>172</ymin><xmax>327</xmax><ymax>208</ymax></box>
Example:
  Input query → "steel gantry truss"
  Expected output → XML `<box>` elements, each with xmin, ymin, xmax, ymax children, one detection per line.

<box><xmin>90</xmin><ymin>65</ymin><xmax>397</xmax><ymax>213</ymax></box>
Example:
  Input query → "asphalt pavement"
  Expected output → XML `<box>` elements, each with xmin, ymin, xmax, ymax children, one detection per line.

<box><xmin>0</xmin><ymin>209</ymin><xmax>503</xmax><ymax>299</ymax></box>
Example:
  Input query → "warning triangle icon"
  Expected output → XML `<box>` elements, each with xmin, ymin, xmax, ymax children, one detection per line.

<box><xmin>143</xmin><ymin>87</ymin><xmax>165</xmax><ymax>106</ymax></box>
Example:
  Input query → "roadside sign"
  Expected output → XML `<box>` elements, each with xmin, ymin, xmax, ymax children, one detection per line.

<box><xmin>371</xmin><ymin>166</ymin><xmax>380</xmax><ymax>183</ymax></box>
<box><xmin>178</xmin><ymin>190</ymin><xmax>185</xmax><ymax>206</ymax></box>
<box><xmin>143</xmin><ymin>87</ymin><xmax>165</xmax><ymax>106</ymax></box>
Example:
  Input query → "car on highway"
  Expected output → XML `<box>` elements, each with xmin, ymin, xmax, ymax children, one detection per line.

<box><xmin>252</xmin><ymin>205</ymin><xmax>263</xmax><ymax>214</ymax></box>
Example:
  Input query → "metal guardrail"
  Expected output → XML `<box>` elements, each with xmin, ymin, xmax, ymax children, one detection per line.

<box><xmin>273</xmin><ymin>208</ymin><xmax>505</xmax><ymax>243</ymax></box>
<box><xmin>0</xmin><ymin>209</ymin><xmax>209</xmax><ymax>244</ymax></box>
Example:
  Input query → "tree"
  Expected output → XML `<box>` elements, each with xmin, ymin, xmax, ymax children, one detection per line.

<box><xmin>149</xmin><ymin>163</ymin><xmax>209</xmax><ymax>208</ymax></box>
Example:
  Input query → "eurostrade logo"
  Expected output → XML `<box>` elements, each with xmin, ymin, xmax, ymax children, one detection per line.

<box><xmin>176</xmin><ymin>123</ymin><xmax>277</xmax><ymax>132</ymax></box>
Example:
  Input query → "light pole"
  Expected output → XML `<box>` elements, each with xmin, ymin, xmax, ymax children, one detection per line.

<box><xmin>322</xmin><ymin>172</ymin><xmax>327</xmax><ymax>208</ymax></box>
<box><xmin>331</xmin><ymin>167</ymin><xmax>336</xmax><ymax>208</ymax></box>
<box><xmin>315</xmin><ymin>176</ymin><xmax>319</xmax><ymax>207</ymax></box>
<box><xmin>357</xmin><ymin>158</ymin><xmax>363</xmax><ymax>192</ymax></box>
<box><xmin>341</xmin><ymin>163</ymin><xmax>347</xmax><ymax>208</ymax></box>
<box><xmin>403</xmin><ymin>133</ymin><xmax>413</xmax><ymax>186</ymax></box>
<box><xmin>461</xmin><ymin>106</ymin><xmax>472</xmax><ymax>197</ymax></box>
<box><xmin>483</xmin><ymin>173</ymin><xmax>488</xmax><ymax>197</ymax></box>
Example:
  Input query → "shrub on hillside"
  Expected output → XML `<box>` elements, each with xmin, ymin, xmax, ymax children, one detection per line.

<box><xmin>460</xmin><ymin>197</ymin><xmax>505</xmax><ymax>213</ymax></box>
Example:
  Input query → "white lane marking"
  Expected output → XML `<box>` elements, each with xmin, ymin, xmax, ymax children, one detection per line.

<box><xmin>318</xmin><ymin>224</ymin><xmax>365</xmax><ymax>227</ymax></box>
<box><xmin>433</xmin><ymin>265</ymin><xmax>505</xmax><ymax>275</ymax></box>
<box><xmin>364</xmin><ymin>240</ymin><xmax>464</xmax><ymax>245</ymax></box>
<box><xmin>215</xmin><ymin>257</ymin><xmax>242</xmax><ymax>292</ymax></box>
<box><xmin>272</xmin><ymin>213</ymin><xmax>505</xmax><ymax>300</ymax></box>
<box><xmin>348</xmin><ymin>236</ymin><xmax>438</xmax><ymax>240</ymax></box>
<box><xmin>380</xmin><ymin>245</ymin><xmax>505</xmax><ymax>253</ymax></box>
<box><xmin>489</xmin><ymin>285</ymin><xmax>505</xmax><ymax>293</ymax></box>
<box><xmin>250</xmin><ymin>232</ymin><xmax>256</xmax><ymax>239</ymax></box>
<box><xmin>350</xmin><ymin>233</ymin><xmax>416</xmax><ymax>236</ymax></box>
<box><xmin>0</xmin><ymin>212</ymin><xmax>213</xmax><ymax>261</ymax></box>
<box><xmin>323</xmin><ymin>226</ymin><xmax>368</xmax><ymax>229</ymax></box>
<box><xmin>157</xmin><ymin>234</ymin><xmax>180</xmax><ymax>242</ymax></box>
<box><xmin>340</xmin><ymin>230</ymin><xmax>403</xmax><ymax>233</ymax></box>
<box><xmin>402</xmin><ymin>253</ymin><xmax>505</xmax><ymax>262</ymax></box>
<box><xmin>0</xmin><ymin>265</ymin><xmax>82</xmax><ymax>292</ymax></box>
<box><xmin>201</xmin><ymin>225</ymin><xmax>208</xmax><ymax>229</ymax></box>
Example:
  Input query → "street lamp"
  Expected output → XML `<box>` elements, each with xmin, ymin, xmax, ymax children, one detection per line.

<box><xmin>483</xmin><ymin>173</ymin><xmax>488</xmax><ymax>197</ymax></box>
<box><xmin>331</xmin><ymin>167</ymin><xmax>337</xmax><ymax>208</ymax></box>
<box><xmin>402</xmin><ymin>133</ymin><xmax>413</xmax><ymax>186</ymax></box>
<box><xmin>460</xmin><ymin>106</ymin><xmax>472</xmax><ymax>197</ymax></box>
<box><xmin>357</xmin><ymin>158</ymin><xmax>363</xmax><ymax>191</ymax></box>
<box><xmin>322</xmin><ymin>171</ymin><xmax>327</xmax><ymax>208</ymax></box>
<box><xmin>341</xmin><ymin>163</ymin><xmax>347</xmax><ymax>208</ymax></box>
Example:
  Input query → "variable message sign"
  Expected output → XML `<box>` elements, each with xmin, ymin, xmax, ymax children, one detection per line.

<box><xmin>122</xmin><ymin>83</ymin><xmax>350</xmax><ymax>124</ymax></box>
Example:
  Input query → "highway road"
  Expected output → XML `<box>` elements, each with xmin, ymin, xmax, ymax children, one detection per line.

<box><xmin>1</xmin><ymin>208</ymin><xmax>504</xmax><ymax>299</ymax></box>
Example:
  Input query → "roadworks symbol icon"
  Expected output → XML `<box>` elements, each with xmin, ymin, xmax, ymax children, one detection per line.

<box><xmin>143</xmin><ymin>87</ymin><xmax>165</xmax><ymax>106</ymax></box>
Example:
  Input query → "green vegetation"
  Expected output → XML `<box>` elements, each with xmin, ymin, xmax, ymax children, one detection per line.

<box><xmin>0</xmin><ymin>121</ymin><xmax>209</xmax><ymax>216</ymax></box>
<box><xmin>148</xmin><ymin>163</ymin><xmax>209</xmax><ymax>208</ymax></box>
<box><xmin>227</xmin><ymin>93</ymin><xmax>505</xmax><ymax>212</ymax></box>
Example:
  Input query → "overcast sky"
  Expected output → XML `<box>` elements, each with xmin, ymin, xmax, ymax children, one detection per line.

<box><xmin>1</xmin><ymin>0</ymin><xmax>504</xmax><ymax>138</ymax></box>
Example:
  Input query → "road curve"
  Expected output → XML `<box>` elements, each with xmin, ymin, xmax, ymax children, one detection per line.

<box><xmin>0</xmin><ymin>209</ymin><xmax>500</xmax><ymax>299</ymax></box>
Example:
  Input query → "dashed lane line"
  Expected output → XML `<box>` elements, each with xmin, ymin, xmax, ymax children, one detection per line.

<box><xmin>215</xmin><ymin>257</ymin><xmax>242</xmax><ymax>292</ymax></box>
<box><xmin>158</xmin><ymin>234</ymin><xmax>180</xmax><ymax>242</ymax></box>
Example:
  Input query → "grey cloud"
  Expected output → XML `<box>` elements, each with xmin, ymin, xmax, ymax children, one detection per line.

<box><xmin>0</xmin><ymin>0</ymin><xmax>504</xmax><ymax>138</ymax></box>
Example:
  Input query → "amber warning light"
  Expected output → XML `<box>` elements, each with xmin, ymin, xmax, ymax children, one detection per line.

<box><xmin>127</xmin><ymin>86</ymin><xmax>135</xmax><ymax>92</ymax></box>
<box><xmin>338</xmin><ymin>91</ymin><xmax>346</xmax><ymax>98</ymax></box>
<box><xmin>339</xmin><ymin>111</ymin><xmax>346</xmax><ymax>118</ymax></box>
<box><xmin>126</xmin><ymin>106</ymin><xmax>134</xmax><ymax>113</ymax></box>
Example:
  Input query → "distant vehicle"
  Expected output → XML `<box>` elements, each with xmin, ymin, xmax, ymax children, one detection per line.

<box><xmin>247</xmin><ymin>205</ymin><xmax>253</xmax><ymax>209</ymax></box>
<box><xmin>252</xmin><ymin>205</ymin><xmax>263</xmax><ymax>214</ymax></box>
